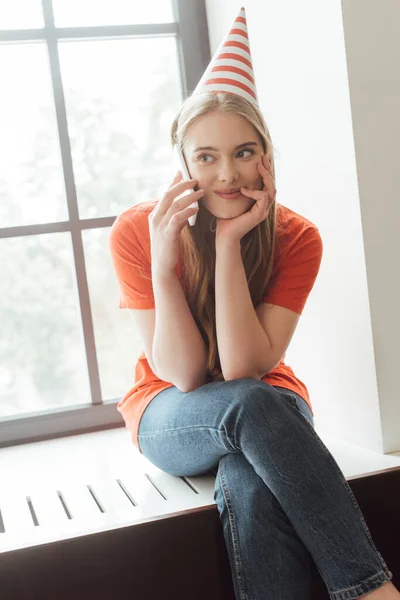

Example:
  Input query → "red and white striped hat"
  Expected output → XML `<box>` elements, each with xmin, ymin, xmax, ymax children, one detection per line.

<box><xmin>192</xmin><ymin>6</ymin><xmax>259</xmax><ymax>107</ymax></box>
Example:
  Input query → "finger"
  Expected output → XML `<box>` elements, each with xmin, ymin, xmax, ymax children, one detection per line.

<box><xmin>263</xmin><ymin>155</ymin><xmax>276</xmax><ymax>184</ymax></box>
<box><xmin>167</xmin><ymin>170</ymin><xmax>182</xmax><ymax>191</ymax></box>
<box><xmin>167</xmin><ymin>188</ymin><xmax>204</xmax><ymax>218</ymax></box>
<box><xmin>260</xmin><ymin>154</ymin><xmax>273</xmax><ymax>172</ymax></box>
<box><xmin>156</xmin><ymin>176</ymin><xmax>198</xmax><ymax>217</ymax></box>
<box><xmin>257</xmin><ymin>162</ymin><xmax>276</xmax><ymax>196</ymax></box>
<box><xmin>168</xmin><ymin>204</ymin><xmax>199</xmax><ymax>233</ymax></box>
<box><xmin>240</xmin><ymin>187</ymin><xmax>270</xmax><ymax>202</ymax></box>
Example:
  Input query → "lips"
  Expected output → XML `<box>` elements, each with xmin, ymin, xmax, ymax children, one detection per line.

<box><xmin>215</xmin><ymin>188</ymin><xmax>242</xmax><ymax>199</ymax></box>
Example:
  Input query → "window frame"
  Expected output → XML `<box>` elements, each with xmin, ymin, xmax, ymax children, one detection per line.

<box><xmin>0</xmin><ymin>0</ymin><xmax>211</xmax><ymax>448</ymax></box>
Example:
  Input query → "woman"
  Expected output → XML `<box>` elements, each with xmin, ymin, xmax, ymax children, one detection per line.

<box><xmin>109</xmin><ymin>8</ymin><xmax>397</xmax><ymax>600</ymax></box>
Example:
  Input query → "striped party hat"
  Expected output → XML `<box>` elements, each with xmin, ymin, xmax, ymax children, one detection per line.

<box><xmin>192</xmin><ymin>6</ymin><xmax>259</xmax><ymax>107</ymax></box>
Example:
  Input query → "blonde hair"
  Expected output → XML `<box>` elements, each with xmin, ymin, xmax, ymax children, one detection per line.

<box><xmin>170</xmin><ymin>91</ymin><xmax>279</xmax><ymax>382</ymax></box>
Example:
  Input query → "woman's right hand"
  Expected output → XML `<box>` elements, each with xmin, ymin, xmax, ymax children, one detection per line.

<box><xmin>149</xmin><ymin>170</ymin><xmax>204</xmax><ymax>276</ymax></box>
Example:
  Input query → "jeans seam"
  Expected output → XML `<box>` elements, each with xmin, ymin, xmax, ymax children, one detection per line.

<box><xmin>219</xmin><ymin>459</ymin><xmax>248</xmax><ymax>600</ymax></box>
<box><xmin>138</xmin><ymin>425</ymin><xmax>236</xmax><ymax>453</ymax></box>
<box><xmin>303</xmin><ymin>423</ymin><xmax>393</xmax><ymax>587</ymax></box>
<box><xmin>138</xmin><ymin>425</ymin><xmax>222</xmax><ymax>436</ymax></box>
<box><xmin>328</xmin><ymin>569</ymin><xmax>393</xmax><ymax>599</ymax></box>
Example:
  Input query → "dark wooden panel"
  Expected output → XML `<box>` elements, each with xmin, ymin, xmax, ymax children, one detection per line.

<box><xmin>1</xmin><ymin>468</ymin><xmax>399</xmax><ymax>599</ymax></box>
<box><xmin>0</xmin><ymin>508</ymin><xmax>235</xmax><ymax>600</ymax></box>
<box><xmin>310</xmin><ymin>467</ymin><xmax>400</xmax><ymax>599</ymax></box>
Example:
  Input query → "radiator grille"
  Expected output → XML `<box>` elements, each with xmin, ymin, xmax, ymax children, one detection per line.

<box><xmin>0</xmin><ymin>430</ymin><xmax>217</xmax><ymax>553</ymax></box>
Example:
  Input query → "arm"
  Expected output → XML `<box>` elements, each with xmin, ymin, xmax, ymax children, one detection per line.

<box><xmin>215</xmin><ymin>238</ymin><xmax>276</xmax><ymax>380</ymax></box>
<box><xmin>214</xmin><ymin>227</ymin><xmax>323</xmax><ymax>381</ymax></box>
<box><xmin>152</xmin><ymin>270</ymin><xmax>208</xmax><ymax>392</ymax></box>
<box><xmin>109</xmin><ymin>211</ymin><xmax>208</xmax><ymax>392</ymax></box>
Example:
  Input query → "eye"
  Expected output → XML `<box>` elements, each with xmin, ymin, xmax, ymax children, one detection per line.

<box><xmin>236</xmin><ymin>148</ymin><xmax>255</xmax><ymax>158</ymax></box>
<box><xmin>197</xmin><ymin>148</ymin><xmax>255</xmax><ymax>163</ymax></box>
<box><xmin>198</xmin><ymin>153</ymin><xmax>213</xmax><ymax>163</ymax></box>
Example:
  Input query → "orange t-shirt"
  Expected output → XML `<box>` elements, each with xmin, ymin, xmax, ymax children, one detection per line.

<box><xmin>109</xmin><ymin>200</ymin><xmax>323</xmax><ymax>453</ymax></box>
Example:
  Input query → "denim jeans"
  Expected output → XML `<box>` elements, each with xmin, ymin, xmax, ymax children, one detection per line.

<box><xmin>137</xmin><ymin>378</ymin><xmax>393</xmax><ymax>600</ymax></box>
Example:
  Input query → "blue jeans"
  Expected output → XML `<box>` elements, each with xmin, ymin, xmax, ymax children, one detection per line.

<box><xmin>137</xmin><ymin>378</ymin><xmax>393</xmax><ymax>600</ymax></box>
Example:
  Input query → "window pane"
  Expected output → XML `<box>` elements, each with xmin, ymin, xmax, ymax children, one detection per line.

<box><xmin>53</xmin><ymin>0</ymin><xmax>174</xmax><ymax>27</ymax></box>
<box><xmin>0</xmin><ymin>0</ymin><xmax>44</xmax><ymax>29</ymax></box>
<box><xmin>0</xmin><ymin>44</ymin><xmax>68</xmax><ymax>228</ymax></box>
<box><xmin>0</xmin><ymin>233</ymin><xmax>91</xmax><ymax>418</ymax></box>
<box><xmin>59</xmin><ymin>38</ymin><xmax>182</xmax><ymax>219</ymax></box>
<box><xmin>83</xmin><ymin>227</ymin><xmax>142</xmax><ymax>401</ymax></box>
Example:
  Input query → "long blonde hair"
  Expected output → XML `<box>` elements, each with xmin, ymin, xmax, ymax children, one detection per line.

<box><xmin>171</xmin><ymin>91</ymin><xmax>279</xmax><ymax>382</ymax></box>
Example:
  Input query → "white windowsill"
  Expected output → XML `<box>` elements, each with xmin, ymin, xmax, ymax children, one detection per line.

<box><xmin>0</xmin><ymin>426</ymin><xmax>399</xmax><ymax>554</ymax></box>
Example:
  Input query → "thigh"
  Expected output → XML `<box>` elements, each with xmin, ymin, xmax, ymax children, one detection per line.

<box><xmin>137</xmin><ymin>379</ymin><xmax>308</xmax><ymax>477</ymax></box>
<box><xmin>138</xmin><ymin>380</ymin><xmax>235</xmax><ymax>477</ymax></box>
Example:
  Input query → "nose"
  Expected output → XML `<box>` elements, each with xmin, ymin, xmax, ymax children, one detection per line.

<box><xmin>218</xmin><ymin>158</ymin><xmax>239</xmax><ymax>183</ymax></box>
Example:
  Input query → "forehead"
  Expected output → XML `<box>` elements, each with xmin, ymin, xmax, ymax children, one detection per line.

<box><xmin>185</xmin><ymin>111</ymin><xmax>259</xmax><ymax>150</ymax></box>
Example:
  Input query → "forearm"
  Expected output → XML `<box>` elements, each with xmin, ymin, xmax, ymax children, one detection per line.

<box><xmin>152</xmin><ymin>270</ymin><xmax>208</xmax><ymax>391</ymax></box>
<box><xmin>215</xmin><ymin>239</ymin><xmax>273</xmax><ymax>380</ymax></box>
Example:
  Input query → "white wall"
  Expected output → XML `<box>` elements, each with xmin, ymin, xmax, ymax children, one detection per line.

<box><xmin>340</xmin><ymin>0</ymin><xmax>400</xmax><ymax>452</ymax></box>
<box><xmin>204</xmin><ymin>0</ymin><xmax>400</xmax><ymax>453</ymax></box>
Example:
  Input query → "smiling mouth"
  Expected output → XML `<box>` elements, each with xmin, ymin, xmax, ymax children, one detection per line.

<box><xmin>215</xmin><ymin>189</ymin><xmax>243</xmax><ymax>198</ymax></box>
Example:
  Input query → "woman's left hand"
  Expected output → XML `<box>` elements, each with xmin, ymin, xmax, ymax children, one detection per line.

<box><xmin>215</xmin><ymin>153</ymin><xmax>276</xmax><ymax>244</ymax></box>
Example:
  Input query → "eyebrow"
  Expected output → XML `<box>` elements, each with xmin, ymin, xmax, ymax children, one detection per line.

<box><xmin>192</xmin><ymin>141</ymin><xmax>259</xmax><ymax>154</ymax></box>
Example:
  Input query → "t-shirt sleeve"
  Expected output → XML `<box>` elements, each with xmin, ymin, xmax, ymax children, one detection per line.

<box><xmin>108</xmin><ymin>214</ymin><xmax>155</xmax><ymax>309</ymax></box>
<box><xmin>262</xmin><ymin>226</ymin><xmax>323</xmax><ymax>315</ymax></box>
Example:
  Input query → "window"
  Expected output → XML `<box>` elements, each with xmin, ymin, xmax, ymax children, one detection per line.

<box><xmin>0</xmin><ymin>0</ymin><xmax>210</xmax><ymax>447</ymax></box>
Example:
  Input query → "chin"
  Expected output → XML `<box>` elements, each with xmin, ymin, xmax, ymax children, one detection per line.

<box><xmin>218</xmin><ymin>211</ymin><xmax>243</xmax><ymax>220</ymax></box>
<box><xmin>208</xmin><ymin>202</ymin><xmax>253</xmax><ymax>220</ymax></box>
<box><xmin>207</xmin><ymin>208</ymin><xmax>238</xmax><ymax>220</ymax></box>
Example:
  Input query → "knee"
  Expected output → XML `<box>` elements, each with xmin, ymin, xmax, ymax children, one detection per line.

<box><xmin>221</xmin><ymin>377</ymin><xmax>284</xmax><ymax>418</ymax></box>
<box><xmin>215</xmin><ymin>379</ymin><xmax>299</xmax><ymax>450</ymax></box>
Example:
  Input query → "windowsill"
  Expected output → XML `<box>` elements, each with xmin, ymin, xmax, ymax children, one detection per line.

<box><xmin>1</xmin><ymin>426</ymin><xmax>399</xmax><ymax>554</ymax></box>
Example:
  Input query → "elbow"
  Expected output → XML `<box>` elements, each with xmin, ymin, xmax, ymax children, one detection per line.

<box><xmin>224</xmin><ymin>372</ymin><xmax>261</xmax><ymax>382</ymax></box>
<box><xmin>159</xmin><ymin>371</ymin><xmax>207</xmax><ymax>394</ymax></box>
<box><xmin>176</xmin><ymin>382</ymin><xmax>195</xmax><ymax>393</ymax></box>
<box><xmin>177</xmin><ymin>365</ymin><xmax>209</xmax><ymax>392</ymax></box>
<box><xmin>173</xmin><ymin>376</ymin><xmax>194</xmax><ymax>393</ymax></box>
<box><xmin>175</xmin><ymin>381</ymin><xmax>201</xmax><ymax>393</ymax></box>
<box><xmin>223</xmin><ymin>362</ymin><xmax>277</xmax><ymax>382</ymax></box>
<box><xmin>178</xmin><ymin>372</ymin><xmax>208</xmax><ymax>393</ymax></box>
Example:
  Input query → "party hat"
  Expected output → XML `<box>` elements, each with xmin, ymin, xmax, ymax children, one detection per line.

<box><xmin>192</xmin><ymin>6</ymin><xmax>259</xmax><ymax>107</ymax></box>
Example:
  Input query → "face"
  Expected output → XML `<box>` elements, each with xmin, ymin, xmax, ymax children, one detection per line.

<box><xmin>183</xmin><ymin>111</ymin><xmax>265</xmax><ymax>220</ymax></box>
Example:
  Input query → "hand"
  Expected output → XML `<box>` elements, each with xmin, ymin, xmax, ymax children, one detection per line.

<box><xmin>215</xmin><ymin>154</ymin><xmax>276</xmax><ymax>244</ymax></box>
<box><xmin>148</xmin><ymin>170</ymin><xmax>205</xmax><ymax>275</ymax></box>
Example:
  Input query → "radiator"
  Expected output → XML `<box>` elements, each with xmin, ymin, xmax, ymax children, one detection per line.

<box><xmin>0</xmin><ymin>445</ymin><xmax>217</xmax><ymax>554</ymax></box>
